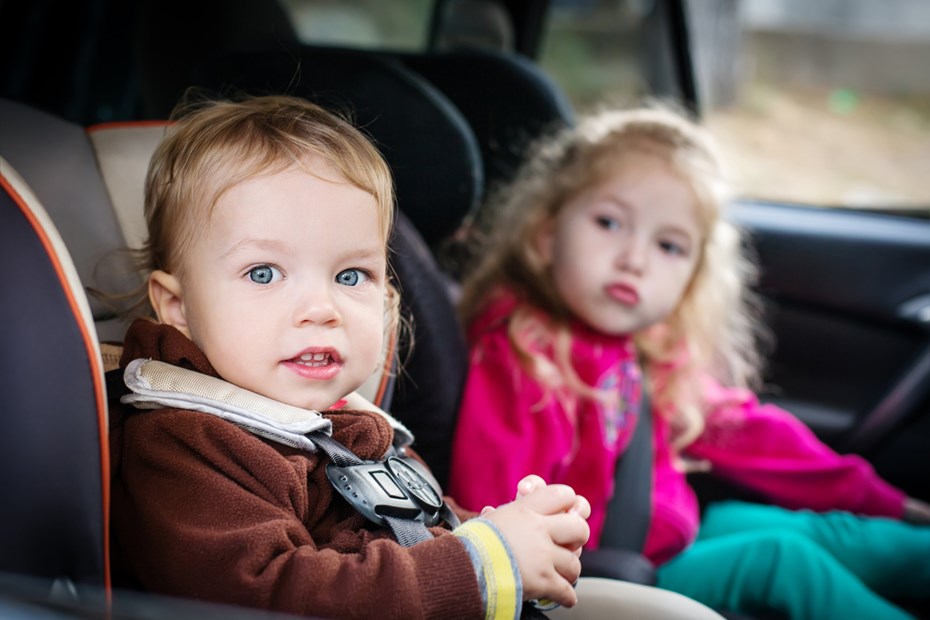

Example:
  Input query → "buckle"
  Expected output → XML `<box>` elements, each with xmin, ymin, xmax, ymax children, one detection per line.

<box><xmin>326</xmin><ymin>456</ymin><xmax>445</xmax><ymax>527</ymax></box>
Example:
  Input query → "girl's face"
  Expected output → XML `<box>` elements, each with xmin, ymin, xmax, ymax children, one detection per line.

<box><xmin>150</xmin><ymin>160</ymin><xmax>387</xmax><ymax>411</ymax></box>
<box><xmin>537</xmin><ymin>155</ymin><xmax>702</xmax><ymax>336</ymax></box>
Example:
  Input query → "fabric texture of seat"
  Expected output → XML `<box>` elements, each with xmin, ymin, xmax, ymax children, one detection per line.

<box><xmin>390</xmin><ymin>211</ymin><xmax>469</xmax><ymax>487</ymax></box>
<box><xmin>0</xmin><ymin>158</ymin><xmax>110</xmax><ymax>595</ymax></box>
<box><xmin>186</xmin><ymin>46</ymin><xmax>484</xmax><ymax>253</ymax></box>
<box><xmin>400</xmin><ymin>47</ymin><xmax>575</xmax><ymax>198</ymax></box>
<box><xmin>0</xmin><ymin>98</ymin><xmax>142</xmax><ymax>342</ymax></box>
<box><xmin>134</xmin><ymin>0</ymin><xmax>300</xmax><ymax>121</ymax></box>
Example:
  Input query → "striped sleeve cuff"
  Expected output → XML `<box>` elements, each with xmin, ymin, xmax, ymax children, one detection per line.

<box><xmin>453</xmin><ymin>518</ymin><xmax>523</xmax><ymax>620</ymax></box>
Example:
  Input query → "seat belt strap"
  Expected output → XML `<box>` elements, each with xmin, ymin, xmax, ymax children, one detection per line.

<box><xmin>599</xmin><ymin>382</ymin><xmax>653</xmax><ymax>552</ymax></box>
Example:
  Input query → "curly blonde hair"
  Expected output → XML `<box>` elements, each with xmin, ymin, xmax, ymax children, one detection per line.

<box><xmin>459</xmin><ymin>104</ymin><xmax>763</xmax><ymax>450</ymax></box>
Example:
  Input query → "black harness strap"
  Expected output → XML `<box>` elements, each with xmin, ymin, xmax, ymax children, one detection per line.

<box><xmin>599</xmin><ymin>384</ymin><xmax>653</xmax><ymax>552</ymax></box>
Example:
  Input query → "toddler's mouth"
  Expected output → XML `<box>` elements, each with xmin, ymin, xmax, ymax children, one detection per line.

<box><xmin>282</xmin><ymin>349</ymin><xmax>343</xmax><ymax>381</ymax></box>
<box><xmin>293</xmin><ymin>352</ymin><xmax>335</xmax><ymax>367</ymax></box>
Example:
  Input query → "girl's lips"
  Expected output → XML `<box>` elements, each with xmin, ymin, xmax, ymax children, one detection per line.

<box><xmin>606</xmin><ymin>283</ymin><xmax>640</xmax><ymax>306</ymax></box>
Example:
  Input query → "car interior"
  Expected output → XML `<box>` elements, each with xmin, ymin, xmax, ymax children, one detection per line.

<box><xmin>1</xmin><ymin>0</ymin><xmax>929</xmax><ymax>618</ymax></box>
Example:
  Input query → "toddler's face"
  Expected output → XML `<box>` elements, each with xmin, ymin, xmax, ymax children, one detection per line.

<box><xmin>537</xmin><ymin>156</ymin><xmax>701</xmax><ymax>336</ymax></box>
<box><xmin>168</xmin><ymin>160</ymin><xmax>387</xmax><ymax>411</ymax></box>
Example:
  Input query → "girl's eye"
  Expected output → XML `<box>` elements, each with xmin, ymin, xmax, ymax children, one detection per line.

<box><xmin>336</xmin><ymin>268</ymin><xmax>370</xmax><ymax>287</ymax></box>
<box><xmin>659</xmin><ymin>240</ymin><xmax>688</xmax><ymax>257</ymax></box>
<box><xmin>247</xmin><ymin>264</ymin><xmax>283</xmax><ymax>284</ymax></box>
<box><xmin>596</xmin><ymin>215</ymin><xmax>622</xmax><ymax>231</ymax></box>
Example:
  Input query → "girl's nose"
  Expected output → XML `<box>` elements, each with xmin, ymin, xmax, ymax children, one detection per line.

<box><xmin>294</xmin><ymin>287</ymin><xmax>342</xmax><ymax>327</ymax></box>
<box><xmin>617</xmin><ymin>236</ymin><xmax>648</xmax><ymax>274</ymax></box>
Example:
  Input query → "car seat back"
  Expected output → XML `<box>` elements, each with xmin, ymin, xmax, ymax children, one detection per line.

<box><xmin>0</xmin><ymin>98</ymin><xmax>143</xmax><ymax>343</ymax></box>
<box><xmin>188</xmin><ymin>46</ymin><xmax>483</xmax><ymax>254</ymax></box>
<box><xmin>400</xmin><ymin>47</ymin><xmax>575</xmax><ymax>197</ymax></box>
<box><xmin>0</xmin><ymin>157</ymin><xmax>110</xmax><ymax>596</ymax></box>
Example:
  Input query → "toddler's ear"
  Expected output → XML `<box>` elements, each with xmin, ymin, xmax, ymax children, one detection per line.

<box><xmin>148</xmin><ymin>270</ymin><xmax>192</xmax><ymax>339</ymax></box>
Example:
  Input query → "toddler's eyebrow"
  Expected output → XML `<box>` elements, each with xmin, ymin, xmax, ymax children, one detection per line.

<box><xmin>221</xmin><ymin>237</ymin><xmax>288</xmax><ymax>258</ymax></box>
<box><xmin>343</xmin><ymin>247</ymin><xmax>386</xmax><ymax>262</ymax></box>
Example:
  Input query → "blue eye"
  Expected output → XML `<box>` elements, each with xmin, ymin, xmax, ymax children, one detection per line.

<box><xmin>336</xmin><ymin>269</ymin><xmax>369</xmax><ymax>287</ymax></box>
<box><xmin>596</xmin><ymin>215</ymin><xmax>622</xmax><ymax>231</ymax></box>
<box><xmin>247</xmin><ymin>264</ymin><xmax>283</xmax><ymax>284</ymax></box>
<box><xmin>659</xmin><ymin>240</ymin><xmax>687</xmax><ymax>257</ymax></box>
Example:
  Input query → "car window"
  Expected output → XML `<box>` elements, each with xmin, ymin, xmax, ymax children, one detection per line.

<box><xmin>538</xmin><ymin>0</ymin><xmax>930</xmax><ymax>216</ymax></box>
<box><xmin>279</xmin><ymin>0</ymin><xmax>433</xmax><ymax>50</ymax></box>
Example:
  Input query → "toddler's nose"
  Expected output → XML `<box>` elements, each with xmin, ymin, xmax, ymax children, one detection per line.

<box><xmin>294</xmin><ymin>287</ymin><xmax>342</xmax><ymax>326</ymax></box>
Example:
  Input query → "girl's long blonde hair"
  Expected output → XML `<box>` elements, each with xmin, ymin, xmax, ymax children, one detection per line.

<box><xmin>459</xmin><ymin>104</ymin><xmax>764</xmax><ymax>450</ymax></box>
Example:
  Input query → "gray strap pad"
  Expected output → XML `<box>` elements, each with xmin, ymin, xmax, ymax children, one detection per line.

<box><xmin>120</xmin><ymin>358</ymin><xmax>415</xmax><ymax>451</ymax></box>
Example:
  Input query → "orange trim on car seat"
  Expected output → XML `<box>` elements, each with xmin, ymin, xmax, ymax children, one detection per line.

<box><xmin>0</xmin><ymin>173</ymin><xmax>112</xmax><ymax>597</ymax></box>
<box><xmin>86</xmin><ymin>119</ymin><xmax>173</xmax><ymax>133</ymax></box>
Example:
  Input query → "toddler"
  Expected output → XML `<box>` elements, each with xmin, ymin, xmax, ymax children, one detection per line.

<box><xmin>107</xmin><ymin>94</ymin><xmax>591</xmax><ymax>620</ymax></box>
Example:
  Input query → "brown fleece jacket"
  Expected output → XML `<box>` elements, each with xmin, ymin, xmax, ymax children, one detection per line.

<box><xmin>109</xmin><ymin>319</ymin><xmax>483</xmax><ymax>619</ymax></box>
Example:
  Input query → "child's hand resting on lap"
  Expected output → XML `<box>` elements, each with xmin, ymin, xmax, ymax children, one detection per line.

<box><xmin>480</xmin><ymin>475</ymin><xmax>591</xmax><ymax>607</ymax></box>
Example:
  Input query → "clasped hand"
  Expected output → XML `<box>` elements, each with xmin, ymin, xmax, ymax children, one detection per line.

<box><xmin>480</xmin><ymin>475</ymin><xmax>591</xmax><ymax>608</ymax></box>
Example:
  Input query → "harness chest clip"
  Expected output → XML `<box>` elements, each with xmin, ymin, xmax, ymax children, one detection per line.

<box><xmin>326</xmin><ymin>456</ymin><xmax>445</xmax><ymax>527</ymax></box>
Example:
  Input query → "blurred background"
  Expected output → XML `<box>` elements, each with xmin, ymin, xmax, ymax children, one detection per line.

<box><xmin>278</xmin><ymin>0</ymin><xmax>930</xmax><ymax>214</ymax></box>
<box><xmin>539</xmin><ymin>0</ymin><xmax>930</xmax><ymax>213</ymax></box>
<box><xmin>4</xmin><ymin>0</ymin><xmax>927</xmax><ymax>214</ymax></box>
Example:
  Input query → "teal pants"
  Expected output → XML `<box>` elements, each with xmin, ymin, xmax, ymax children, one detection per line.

<box><xmin>656</xmin><ymin>501</ymin><xmax>930</xmax><ymax>620</ymax></box>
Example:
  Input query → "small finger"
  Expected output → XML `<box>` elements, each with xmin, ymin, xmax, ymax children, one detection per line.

<box><xmin>517</xmin><ymin>484</ymin><xmax>577</xmax><ymax>515</ymax></box>
<box><xmin>569</xmin><ymin>495</ymin><xmax>591</xmax><ymax>519</ymax></box>
<box><xmin>516</xmin><ymin>474</ymin><xmax>546</xmax><ymax>498</ymax></box>
<box><xmin>480</xmin><ymin>506</ymin><xmax>495</xmax><ymax>516</ymax></box>
<box><xmin>546</xmin><ymin>512</ymin><xmax>590</xmax><ymax>549</ymax></box>
<box><xmin>552</xmin><ymin>546</ymin><xmax>583</xmax><ymax>585</ymax></box>
<box><xmin>542</xmin><ymin>572</ymin><xmax>579</xmax><ymax>609</ymax></box>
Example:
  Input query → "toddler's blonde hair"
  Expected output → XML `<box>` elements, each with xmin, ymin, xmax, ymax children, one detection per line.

<box><xmin>144</xmin><ymin>94</ymin><xmax>394</xmax><ymax>280</ymax></box>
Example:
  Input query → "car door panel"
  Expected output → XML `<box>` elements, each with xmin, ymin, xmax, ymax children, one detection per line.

<box><xmin>732</xmin><ymin>201</ymin><xmax>930</xmax><ymax>499</ymax></box>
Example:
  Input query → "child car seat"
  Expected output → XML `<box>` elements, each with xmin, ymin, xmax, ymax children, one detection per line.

<box><xmin>0</xmin><ymin>98</ymin><xmax>142</xmax><ymax>343</ymax></box>
<box><xmin>0</xmin><ymin>156</ymin><xmax>110</xmax><ymax>600</ymax></box>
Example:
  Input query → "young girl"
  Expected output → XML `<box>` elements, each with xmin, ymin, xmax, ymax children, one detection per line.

<box><xmin>448</xmin><ymin>105</ymin><xmax>930</xmax><ymax>620</ymax></box>
<box><xmin>108</xmin><ymin>94</ymin><xmax>724</xmax><ymax>620</ymax></box>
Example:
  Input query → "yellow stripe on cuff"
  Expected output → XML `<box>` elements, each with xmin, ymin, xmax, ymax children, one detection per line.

<box><xmin>454</xmin><ymin>519</ymin><xmax>520</xmax><ymax>620</ymax></box>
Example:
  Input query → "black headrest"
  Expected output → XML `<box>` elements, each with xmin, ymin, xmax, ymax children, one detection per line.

<box><xmin>188</xmin><ymin>46</ymin><xmax>483</xmax><ymax>251</ymax></box>
<box><xmin>399</xmin><ymin>48</ymin><xmax>575</xmax><ymax>195</ymax></box>
<box><xmin>135</xmin><ymin>0</ymin><xmax>300</xmax><ymax>120</ymax></box>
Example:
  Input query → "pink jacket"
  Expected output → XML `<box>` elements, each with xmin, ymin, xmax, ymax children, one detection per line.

<box><xmin>448</xmin><ymin>294</ymin><xmax>906</xmax><ymax>566</ymax></box>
